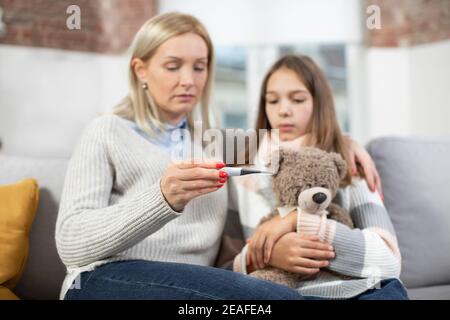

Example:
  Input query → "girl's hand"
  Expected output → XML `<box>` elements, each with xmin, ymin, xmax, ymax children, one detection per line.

<box><xmin>347</xmin><ymin>136</ymin><xmax>383</xmax><ymax>197</ymax></box>
<box><xmin>246</xmin><ymin>211</ymin><xmax>297</xmax><ymax>270</ymax></box>
<box><xmin>267</xmin><ymin>232</ymin><xmax>335</xmax><ymax>275</ymax></box>
<box><xmin>160</xmin><ymin>160</ymin><xmax>227</xmax><ymax>212</ymax></box>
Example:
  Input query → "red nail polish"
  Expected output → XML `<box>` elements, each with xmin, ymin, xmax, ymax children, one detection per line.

<box><xmin>219</xmin><ymin>178</ymin><xmax>227</xmax><ymax>183</ymax></box>
<box><xmin>216</xmin><ymin>184</ymin><xmax>224</xmax><ymax>188</ymax></box>
<box><xmin>219</xmin><ymin>171</ymin><xmax>228</xmax><ymax>178</ymax></box>
<box><xmin>216</xmin><ymin>163</ymin><xmax>225</xmax><ymax>169</ymax></box>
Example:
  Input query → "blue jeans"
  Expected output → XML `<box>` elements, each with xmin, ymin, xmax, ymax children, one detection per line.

<box><xmin>65</xmin><ymin>260</ymin><xmax>408</xmax><ymax>300</ymax></box>
<box><xmin>304</xmin><ymin>278</ymin><xmax>409</xmax><ymax>300</ymax></box>
<box><xmin>353</xmin><ymin>278</ymin><xmax>409</xmax><ymax>300</ymax></box>
<box><xmin>64</xmin><ymin>260</ymin><xmax>303</xmax><ymax>300</ymax></box>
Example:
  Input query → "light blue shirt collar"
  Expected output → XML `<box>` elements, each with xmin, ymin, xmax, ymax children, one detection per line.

<box><xmin>126</xmin><ymin>117</ymin><xmax>189</xmax><ymax>157</ymax></box>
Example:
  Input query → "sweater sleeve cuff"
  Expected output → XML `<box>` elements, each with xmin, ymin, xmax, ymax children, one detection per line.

<box><xmin>233</xmin><ymin>254</ymin><xmax>242</xmax><ymax>273</ymax></box>
<box><xmin>232</xmin><ymin>245</ymin><xmax>249</xmax><ymax>274</ymax></box>
<box><xmin>297</xmin><ymin>212</ymin><xmax>337</xmax><ymax>243</ymax></box>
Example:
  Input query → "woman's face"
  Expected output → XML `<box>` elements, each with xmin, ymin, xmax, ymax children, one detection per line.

<box><xmin>265</xmin><ymin>68</ymin><xmax>314</xmax><ymax>141</ymax></box>
<box><xmin>133</xmin><ymin>32</ymin><xmax>209</xmax><ymax>125</ymax></box>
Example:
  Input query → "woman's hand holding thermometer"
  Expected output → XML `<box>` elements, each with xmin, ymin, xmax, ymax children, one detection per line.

<box><xmin>161</xmin><ymin>162</ymin><xmax>272</xmax><ymax>212</ymax></box>
<box><xmin>161</xmin><ymin>161</ymin><xmax>228</xmax><ymax>212</ymax></box>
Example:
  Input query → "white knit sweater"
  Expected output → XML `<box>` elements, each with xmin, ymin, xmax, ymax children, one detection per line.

<box><xmin>55</xmin><ymin>114</ymin><xmax>228</xmax><ymax>299</ymax></box>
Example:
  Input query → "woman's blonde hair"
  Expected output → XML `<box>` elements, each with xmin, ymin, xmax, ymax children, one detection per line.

<box><xmin>113</xmin><ymin>12</ymin><xmax>215</xmax><ymax>137</ymax></box>
<box><xmin>254</xmin><ymin>55</ymin><xmax>353</xmax><ymax>185</ymax></box>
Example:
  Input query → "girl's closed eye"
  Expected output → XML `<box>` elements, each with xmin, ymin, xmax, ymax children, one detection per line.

<box><xmin>194</xmin><ymin>65</ymin><xmax>206</xmax><ymax>72</ymax></box>
<box><xmin>292</xmin><ymin>95</ymin><xmax>307</xmax><ymax>104</ymax></box>
<box><xmin>265</xmin><ymin>93</ymin><xmax>278</xmax><ymax>105</ymax></box>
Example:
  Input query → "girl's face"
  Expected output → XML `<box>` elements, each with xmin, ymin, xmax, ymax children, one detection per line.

<box><xmin>265</xmin><ymin>68</ymin><xmax>314</xmax><ymax>141</ymax></box>
<box><xmin>133</xmin><ymin>32</ymin><xmax>209</xmax><ymax>125</ymax></box>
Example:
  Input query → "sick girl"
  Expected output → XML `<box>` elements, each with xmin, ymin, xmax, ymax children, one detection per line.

<box><xmin>231</xmin><ymin>55</ymin><xmax>408</xmax><ymax>300</ymax></box>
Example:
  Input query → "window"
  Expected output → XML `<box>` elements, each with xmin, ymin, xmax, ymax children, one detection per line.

<box><xmin>213</xmin><ymin>46</ymin><xmax>248</xmax><ymax>129</ymax></box>
<box><xmin>213</xmin><ymin>45</ymin><xmax>349</xmax><ymax>132</ymax></box>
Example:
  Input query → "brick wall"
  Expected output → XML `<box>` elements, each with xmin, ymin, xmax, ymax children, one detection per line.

<box><xmin>0</xmin><ymin>0</ymin><xmax>156</xmax><ymax>53</ymax></box>
<box><xmin>365</xmin><ymin>0</ymin><xmax>450</xmax><ymax>47</ymax></box>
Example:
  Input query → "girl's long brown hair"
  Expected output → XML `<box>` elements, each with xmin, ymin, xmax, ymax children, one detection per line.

<box><xmin>253</xmin><ymin>55</ymin><xmax>353</xmax><ymax>185</ymax></box>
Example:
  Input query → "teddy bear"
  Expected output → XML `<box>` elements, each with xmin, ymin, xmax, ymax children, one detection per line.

<box><xmin>248</xmin><ymin>147</ymin><xmax>354</xmax><ymax>288</ymax></box>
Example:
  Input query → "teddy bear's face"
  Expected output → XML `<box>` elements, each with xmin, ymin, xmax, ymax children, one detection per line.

<box><xmin>272</xmin><ymin>147</ymin><xmax>347</xmax><ymax>211</ymax></box>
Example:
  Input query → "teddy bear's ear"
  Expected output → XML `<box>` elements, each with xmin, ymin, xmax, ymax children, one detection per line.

<box><xmin>262</xmin><ymin>148</ymin><xmax>287</xmax><ymax>175</ymax></box>
<box><xmin>331</xmin><ymin>152</ymin><xmax>347</xmax><ymax>180</ymax></box>
<box><xmin>266</xmin><ymin>149</ymin><xmax>281</xmax><ymax>175</ymax></box>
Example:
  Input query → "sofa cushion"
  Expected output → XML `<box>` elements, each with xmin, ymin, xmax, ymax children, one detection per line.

<box><xmin>0</xmin><ymin>179</ymin><xmax>39</xmax><ymax>299</ymax></box>
<box><xmin>407</xmin><ymin>284</ymin><xmax>450</xmax><ymax>300</ymax></box>
<box><xmin>0</xmin><ymin>155</ymin><xmax>69</xmax><ymax>299</ymax></box>
<box><xmin>367</xmin><ymin>137</ymin><xmax>450</xmax><ymax>289</ymax></box>
<box><xmin>0</xmin><ymin>286</ymin><xmax>19</xmax><ymax>300</ymax></box>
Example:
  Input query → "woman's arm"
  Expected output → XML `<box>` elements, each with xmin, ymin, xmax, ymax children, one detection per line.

<box><xmin>297</xmin><ymin>179</ymin><xmax>401</xmax><ymax>279</ymax></box>
<box><xmin>56</xmin><ymin>117</ymin><xmax>181</xmax><ymax>268</ymax></box>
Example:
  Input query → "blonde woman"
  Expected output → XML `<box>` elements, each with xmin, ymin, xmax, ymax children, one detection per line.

<box><xmin>56</xmin><ymin>12</ymin><xmax>304</xmax><ymax>300</ymax></box>
<box><xmin>57</xmin><ymin>13</ymin><xmax>379</xmax><ymax>300</ymax></box>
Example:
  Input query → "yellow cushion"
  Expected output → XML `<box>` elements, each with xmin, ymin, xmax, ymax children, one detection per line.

<box><xmin>0</xmin><ymin>179</ymin><xmax>39</xmax><ymax>300</ymax></box>
<box><xmin>0</xmin><ymin>286</ymin><xmax>19</xmax><ymax>300</ymax></box>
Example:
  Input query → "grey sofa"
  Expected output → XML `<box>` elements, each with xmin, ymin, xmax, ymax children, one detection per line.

<box><xmin>366</xmin><ymin>137</ymin><xmax>450</xmax><ymax>299</ymax></box>
<box><xmin>0</xmin><ymin>136</ymin><xmax>449</xmax><ymax>300</ymax></box>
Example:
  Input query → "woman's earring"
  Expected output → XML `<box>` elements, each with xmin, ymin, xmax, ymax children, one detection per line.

<box><xmin>142</xmin><ymin>82</ymin><xmax>148</xmax><ymax>90</ymax></box>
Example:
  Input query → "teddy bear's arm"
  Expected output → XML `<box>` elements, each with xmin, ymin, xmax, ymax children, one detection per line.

<box><xmin>327</xmin><ymin>203</ymin><xmax>354</xmax><ymax>229</ymax></box>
